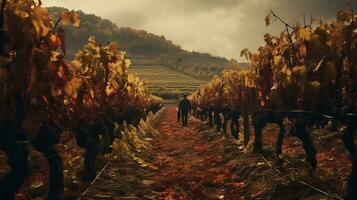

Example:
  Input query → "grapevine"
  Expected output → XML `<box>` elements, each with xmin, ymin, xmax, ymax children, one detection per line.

<box><xmin>0</xmin><ymin>1</ymin><xmax>163</xmax><ymax>199</ymax></box>
<box><xmin>190</xmin><ymin>7</ymin><xmax>356</xmax><ymax>199</ymax></box>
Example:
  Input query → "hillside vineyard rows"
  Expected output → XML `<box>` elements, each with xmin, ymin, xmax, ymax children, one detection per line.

<box><xmin>129</xmin><ymin>64</ymin><xmax>205</xmax><ymax>99</ymax></box>
<box><xmin>0</xmin><ymin>1</ymin><xmax>356</xmax><ymax>200</ymax></box>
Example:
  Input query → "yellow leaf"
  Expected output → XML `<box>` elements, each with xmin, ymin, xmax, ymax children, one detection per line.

<box><xmin>32</xmin><ymin>7</ymin><xmax>51</xmax><ymax>37</ymax></box>
<box><xmin>273</xmin><ymin>55</ymin><xmax>281</xmax><ymax>65</ymax></box>
<box><xmin>50</xmin><ymin>51</ymin><xmax>60</xmax><ymax>62</ymax></box>
<box><xmin>14</xmin><ymin>8</ymin><xmax>29</xmax><ymax>18</ymax></box>
<box><xmin>32</xmin><ymin>6</ymin><xmax>49</xmax><ymax>20</ymax></box>
<box><xmin>63</xmin><ymin>99</ymin><xmax>69</xmax><ymax>105</ymax></box>
<box><xmin>65</xmin><ymin>77</ymin><xmax>82</xmax><ymax>99</ymax></box>
<box><xmin>88</xmin><ymin>35</ymin><xmax>96</xmax><ymax>44</ymax></box>
<box><xmin>71</xmin><ymin>60</ymin><xmax>82</xmax><ymax>69</ymax></box>
<box><xmin>61</xmin><ymin>10</ymin><xmax>81</xmax><ymax>27</ymax></box>
<box><xmin>299</xmin><ymin>45</ymin><xmax>307</xmax><ymax>57</ymax></box>
<box><xmin>105</xmin><ymin>84</ymin><xmax>115</xmax><ymax>96</ymax></box>
<box><xmin>297</xmin><ymin>27</ymin><xmax>312</xmax><ymax>41</ymax></box>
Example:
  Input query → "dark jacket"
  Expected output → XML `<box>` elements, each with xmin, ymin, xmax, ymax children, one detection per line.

<box><xmin>179</xmin><ymin>98</ymin><xmax>191</xmax><ymax>113</ymax></box>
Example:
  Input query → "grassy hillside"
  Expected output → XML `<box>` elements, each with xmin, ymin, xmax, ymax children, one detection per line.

<box><xmin>48</xmin><ymin>7</ymin><xmax>245</xmax><ymax>79</ymax></box>
<box><xmin>129</xmin><ymin>65</ymin><xmax>205</xmax><ymax>99</ymax></box>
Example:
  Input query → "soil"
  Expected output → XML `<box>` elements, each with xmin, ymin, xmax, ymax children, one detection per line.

<box><xmin>0</xmin><ymin>105</ymin><xmax>351</xmax><ymax>199</ymax></box>
<box><xmin>81</xmin><ymin>106</ymin><xmax>351</xmax><ymax>200</ymax></box>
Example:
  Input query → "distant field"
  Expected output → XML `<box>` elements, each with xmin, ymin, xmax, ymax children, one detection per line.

<box><xmin>129</xmin><ymin>65</ymin><xmax>206</xmax><ymax>99</ymax></box>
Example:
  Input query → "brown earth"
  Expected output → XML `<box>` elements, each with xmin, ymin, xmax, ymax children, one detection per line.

<box><xmin>0</xmin><ymin>106</ymin><xmax>351</xmax><ymax>199</ymax></box>
<box><xmin>82</xmin><ymin>106</ymin><xmax>351</xmax><ymax>200</ymax></box>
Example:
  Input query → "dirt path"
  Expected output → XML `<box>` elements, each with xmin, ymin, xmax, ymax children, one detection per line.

<box><xmin>83</xmin><ymin>106</ymin><xmax>234</xmax><ymax>199</ymax></box>
<box><xmin>145</xmin><ymin>106</ymin><xmax>227</xmax><ymax>199</ymax></box>
<box><xmin>83</xmin><ymin>106</ymin><xmax>350</xmax><ymax>200</ymax></box>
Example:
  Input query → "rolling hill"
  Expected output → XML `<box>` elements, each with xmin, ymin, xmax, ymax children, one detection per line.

<box><xmin>48</xmin><ymin>7</ymin><xmax>246</xmax><ymax>80</ymax></box>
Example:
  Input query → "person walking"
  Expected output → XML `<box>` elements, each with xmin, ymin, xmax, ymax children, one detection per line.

<box><xmin>178</xmin><ymin>95</ymin><xmax>191</xmax><ymax>126</ymax></box>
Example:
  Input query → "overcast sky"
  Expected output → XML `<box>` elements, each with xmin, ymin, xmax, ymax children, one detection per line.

<box><xmin>44</xmin><ymin>0</ymin><xmax>356</xmax><ymax>61</ymax></box>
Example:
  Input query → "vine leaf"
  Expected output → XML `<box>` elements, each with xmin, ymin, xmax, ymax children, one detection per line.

<box><xmin>337</xmin><ymin>9</ymin><xmax>353</xmax><ymax>23</ymax></box>
<box><xmin>65</xmin><ymin>77</ymin><xmax>82</xmax><ymax>100</ymax></box>
<box><xmin>265</xmin><ymin>12</ymin><xmax>272</xmax><ymax>26</ymax></box>
<box><xmin>60</xmin><ymin>10</ymin><xmax>80</xmax><ymax>27</ymax></box>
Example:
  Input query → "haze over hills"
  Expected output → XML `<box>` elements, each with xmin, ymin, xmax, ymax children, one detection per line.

<box><xmin>48</xmin><ymin>7</ymin><xmax>247</xmax><ymax>80</ymax></box>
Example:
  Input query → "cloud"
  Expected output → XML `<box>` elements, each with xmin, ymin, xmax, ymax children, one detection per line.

<box><xmin>44</xmin><ymin>0</ymin><xmax>356</xmax><ymax>61</ymax></box>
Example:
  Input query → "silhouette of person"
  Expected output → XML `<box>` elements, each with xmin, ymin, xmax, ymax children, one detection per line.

<box><xmin>178</xmin><ymin>95</ymin><xmax>191</xmax><ymax>126</ymax></box>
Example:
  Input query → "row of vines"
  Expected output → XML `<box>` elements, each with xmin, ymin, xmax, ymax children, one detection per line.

<box><xmin>189</xmin><ymin>7</ymin><xmax>356</xmax><ymax>199</ymax></box>
<box><xmin>0</xmin><ymin>0</ymin><xmax>163</xmax><ymax>199</ymax></box>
